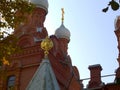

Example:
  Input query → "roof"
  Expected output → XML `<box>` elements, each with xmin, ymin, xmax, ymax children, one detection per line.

<box><xmin>26</xmin><ymin>58</ymin><xmax>60</xmax><ymax>90</ymax></box>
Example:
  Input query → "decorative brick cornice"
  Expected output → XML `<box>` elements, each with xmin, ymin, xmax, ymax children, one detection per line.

<box><xmin>12</xmin><ymin>45</ymin><xmax>44</xmax><ymax>58</ymax></box>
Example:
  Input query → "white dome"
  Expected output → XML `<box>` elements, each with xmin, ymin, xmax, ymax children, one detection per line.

<box><xmin>29</xmin><ymin>0</ymin><xmax>48</xmax><ymax>12</ymax></box>
<box><xmin>55</xmin><ymin>23</ymin><xmax>70</xmax><ymax>41</ymax></box>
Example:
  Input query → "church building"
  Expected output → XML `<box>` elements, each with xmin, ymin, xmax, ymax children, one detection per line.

<box><xmin>0</xmin><ymin>0</ymin><xmax>82</xmax><ymax>90</ymax></box>
<box><xmin>0</xmin><ymin>0</ymin><xmax>120</xmax><ymax>90</ymax></box>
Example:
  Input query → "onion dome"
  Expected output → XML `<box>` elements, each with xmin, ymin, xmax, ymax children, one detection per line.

<box><xmin>29</xmin><ymin>0</ymin><xmax>48</xmax><ymax>12</ymax></box>
<box><xmin>55</xmin><ymin>23</ymin><xmax>70</xmax><ymax>41</ymax></box>
<box><xmin>55</xmin><ymin>8</ymin><xmax>71</xmax><ymax>41</ymax></box>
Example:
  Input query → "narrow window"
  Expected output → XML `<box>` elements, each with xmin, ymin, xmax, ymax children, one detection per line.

<box><xmin>7</xmin><ymin>75</ymin><xmax>15</xmax><ymax>90</ymax></box>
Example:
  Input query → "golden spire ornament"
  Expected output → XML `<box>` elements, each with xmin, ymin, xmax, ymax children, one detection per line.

<box><xmin>61</xmin><ymin>8</ymin><xmax>64</xmax><ymax>23</ymax></box>
<box><xmin>41</xmin><ymin>36</ymin><xmax>53</xmax><ymax>58</ymax></box>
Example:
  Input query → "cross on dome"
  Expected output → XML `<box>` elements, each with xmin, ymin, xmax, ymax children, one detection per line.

<box><xmin>61</xmin><ymin>8</ymin><xmax>64</xmax><ymax>24</ymax></box>
<box><xmin>54</xmin><ymin>8</ymin><xmax>71</xmax><ymax>41</ymax></box>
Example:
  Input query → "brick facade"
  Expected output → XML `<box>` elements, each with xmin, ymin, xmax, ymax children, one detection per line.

<box><xmin>0</xmin><ymin>7</ymin><xmax>82</xmax><ymax>90</ymax></box>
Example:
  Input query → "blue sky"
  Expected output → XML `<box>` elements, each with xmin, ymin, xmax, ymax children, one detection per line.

<box><xmin>44</xmin><ymin>0</ymin><xmax>120</xmax><ymax>87</ymax></box>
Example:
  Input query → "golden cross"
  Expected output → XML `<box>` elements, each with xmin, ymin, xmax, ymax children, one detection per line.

<box><xmin>61</xmin><ymin>8</ymin><xmax>64</xmax><ymax>23</ymax></box>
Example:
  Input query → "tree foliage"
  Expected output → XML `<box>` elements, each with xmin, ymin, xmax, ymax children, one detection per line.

<box><xmin>0</xmin><ymin>0</ymin><xmax>35</xmax><ymax>66</ymax></box>
<box><xmin>0</xmin><ymin>32</ymin><xmax>21</xmax><ymax>66</ymax></box>
<box><xmin>103</xmin><ymin>0</ymin><xmax>120</xmax><ymax>12</ymax></box>
<box><xmin>0</xmin><ymin>0</ymin><xmax>34</xmax><ymax>28</ymax></box>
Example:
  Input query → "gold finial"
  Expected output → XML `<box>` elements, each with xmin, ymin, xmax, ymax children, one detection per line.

<box><xmin>61</xmin><ymin>8</ymin><xmax>64</xmax><ymax>23</ymax></box>
<box><xmin>41</xmin><ymin>36</ymin><xmax>53</xmax><ymax>58</ymax></box>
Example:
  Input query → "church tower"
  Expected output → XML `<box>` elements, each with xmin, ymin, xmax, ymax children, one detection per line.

<box><xmin>14</xmin><ymin>0</ymin><xmax>49</xmax><ymax>47</ymax></box>
<box><xmin>0</xmin><ymin>0</ymin><xmax>82</xmax><ymax>90</ymax></box>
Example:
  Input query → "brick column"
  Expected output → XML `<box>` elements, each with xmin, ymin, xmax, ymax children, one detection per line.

<box><xmin>87</xmin><ymin>64</ymin><xmax>102</xmax><ymax>88</ymax></box>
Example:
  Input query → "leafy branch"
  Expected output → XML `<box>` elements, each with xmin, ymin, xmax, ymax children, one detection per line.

<box><xmin>0</xmin><ymin>31</ymin><xmax>21</xmax><ymax>66</ymax></box>
<box><xmin>0</xmin><ymin>0</ymin><xmax>35</xmax><ymax>28</ymax></box>
<box><xmin>103</xmin><ymin>0</ymin><xmax>120</xmax><ymax>12</ymax></box>
<box><xmin>0</xmin><ymin>0</ymin><xmax>35</xmax><ymax>66</ymax></box>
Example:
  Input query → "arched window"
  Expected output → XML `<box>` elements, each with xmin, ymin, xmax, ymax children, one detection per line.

<box><xmin>7</xmin><ymin>75</ymin><xmax>16</xmax><ymax>90</ymax></box>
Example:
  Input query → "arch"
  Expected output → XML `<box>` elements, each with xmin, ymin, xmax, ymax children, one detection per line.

<box><xmin>18</xmin><ymin>34</ymin><xmax>34</xmax><ymax>48</ymax></box>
